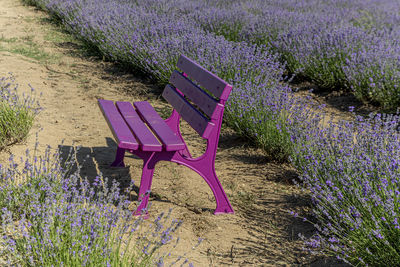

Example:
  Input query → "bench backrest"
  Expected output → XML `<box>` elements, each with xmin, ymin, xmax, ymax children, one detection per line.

<box><xmin>162</xmin><ymin>55</ymin><xmax>232</xmax><ymax>139</ymax></box>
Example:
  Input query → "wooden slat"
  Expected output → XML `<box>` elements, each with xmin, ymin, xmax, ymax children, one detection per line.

<box><xmin>169</xmin><ymin>70</ymin><xmax>223</xmax><ymax>120</ymax></box>
<box><xmin>176</xmin><ymin>55</ymin><xmax>232</xmax><ymax>101</ymax></box>
<box><xmin>133</xmin><ymin>101</ymin><xmax>185</xmax><ymax>151</ymax></box>
<box><xmin>162</xmin><ymin>85</ymin><xmax>214</xmax><ymax>138</ymax></box>
<box><xmin>98</xmin><ymin>99</ymin><xmax>139</xmax><ymax>150</ymax></box>
<box><xmin>116</xmin><ymin>102</ymin><xmax>162</xmax><ymax>152</ymax></box>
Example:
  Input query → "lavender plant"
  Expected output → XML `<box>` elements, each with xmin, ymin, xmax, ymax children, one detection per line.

<box><xmin>0</xmin><ymin>74</ymin><xmax>40</xmax><ymax>150</ymax></box>
<box><xmin>342</xmin><ymin>36</ymin><xmax>400</xmax><ymax>109</ymax></box>
<box><xmin>0</xmin><ymin>144</ymin><xmax>189</xmax><ymax>266</ymax></box>
<box><xmin>290</xmin><ymin>111</ymin><xmax>400</xmax><ymax>265</ymax></box>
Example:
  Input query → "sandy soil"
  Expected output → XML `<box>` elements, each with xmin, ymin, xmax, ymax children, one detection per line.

<box><xmin>0</xmin><ymin>1</ymin><xmax>351</xmax><ymax>266</ymax></box>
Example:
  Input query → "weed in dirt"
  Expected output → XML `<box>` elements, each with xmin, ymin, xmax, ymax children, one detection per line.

<box><xmin>21</xmin><ymin>16</ymin><xmax>36</xmax><ymax>24</ymax></box>
<box><xmin>0</xmin><ymin>35</ymin><xmax>18</xmax><ymax>43</ymax></box>
<box><xmin>44</xmin><ymin>29</ymin><xmax>76</xmax><ymax>44</ymax></box>
<box><xmin>232</xmin><ymin>190</ymin><xmax>256</xmax><ymax>208</ymax></box>
<box><xmin>10</xmin><ymin>42</ymin><xmax>56</xmax><ymax>63</ymax></box>
<box><xmin>0</xmin><ymin>33</ymin><xmax>59</xmax><ymax>63</ymax></box>
<box><xmin>20</xmin><ymin>0</ymin><xmax>46</xmax><ymax>9</ymax></box>
<box><xmin>225</xmin><ymin>181</ymin><xmax>256</xmax><ymax>209</ymax></box>
<box><xmin>68</xmin><ymin>72</ymin><xmax>90</xmax><ymax>90</ymax></box>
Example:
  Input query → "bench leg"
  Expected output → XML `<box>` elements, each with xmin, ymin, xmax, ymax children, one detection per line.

<box><xmin>111</xmin><ymin>147</ymin><xmax>125</xmax><ymax>167</ymax></box>
<box><xmin>201</xmin><ymin>168</ymin><xmax>234</xmax><ymax>215</ymax></box>
<box><xmin>134</xmin><ymin>152</ymin><xmax>157</xmax><ymax>216</ymax></box>
<box><xmin>172</xmin><ymin>153</ymin><xmax>234</xmax><ymax>214</ymax></box>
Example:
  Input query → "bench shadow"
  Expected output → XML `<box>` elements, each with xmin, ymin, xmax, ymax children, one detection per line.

<box><xmin>57</xmin><ymin>137</ymin><xmax>178</xmax><ymax>206</ymax></box>
<box><xmin>58</xmin><ymin>137</ymin><xmax>131</xmax><ymax>187</ymax></box>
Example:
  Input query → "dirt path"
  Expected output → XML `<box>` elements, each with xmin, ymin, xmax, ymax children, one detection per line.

<box><xmin>0</xmin><ymin>1</ymin><xmax>347</xmax><ymax>266</ymax></box>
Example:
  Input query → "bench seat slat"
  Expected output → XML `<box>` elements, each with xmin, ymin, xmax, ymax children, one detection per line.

<box><xmin>133</xmin><ymin>101</ymin><xmax>185</xmax><ymax>151</ymax></box>
<box><xmin>162</xmin><ymin>85</ymin><xmax>214</xmax><ymax>138</ymax></box>
<box><xmin>116</xmin><ymin>102</ymin><xmax>162</xmax><ymax>152</ymax></box>
<box><xmin>176</xmin><ymin>55</ymin><xmax>232</xmax><ymax>101</ymax></box>
<box><xmin>169</xmin><ymin>70</ymin><xmax>223</xmax><ymax>120</ymax></box>
<box><xmin>98</xmin><ymin>99</ymin><xmax>139</xmax><ymax>150</ymax></box>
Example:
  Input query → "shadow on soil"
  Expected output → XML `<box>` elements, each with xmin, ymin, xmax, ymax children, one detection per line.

<box><xmin>57</xmin><ymin>137</ymin><xmax>184</xmax><ymax>208</ymax></box>
<box><xmin>228</xmin><ymin>181</ymin><xmax>350</xmax><ymax>266</ymax></box>
<box><xmin>292</xmin><ymin>81</ymin><xmax>382</xmax><ymax>117</ymax></box>
<box><xmin>58</xmin><ymin>137</ymin><xmax>131</xmax><ymax>186</ymax></box>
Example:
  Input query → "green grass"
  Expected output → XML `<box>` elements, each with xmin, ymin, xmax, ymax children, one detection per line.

<box><xmin>44</xmin><ymin>28</ymin><xmax>78</xmax><ymax>44</ymax></box>
<box><xmin>0</xmin><ymin>34</ymin><xmax>59</xmax><ymax>63</ymax></box>
<box><xmin>0</xmin><ymin>35</ymin><xmax>18</xmax><ymax>43</ymax></box>
<box><xmin>10</xmin><ymin>44</ymin><xmax>54</xmax><ymax>62</ymax></box>
<box><xmin>20</xmin><ymin>0</ymin><xmax>46</xmax><ymax>9</ymax></box>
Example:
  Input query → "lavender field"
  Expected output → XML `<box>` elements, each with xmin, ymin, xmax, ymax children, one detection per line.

<box><xmin>3</xmin><ymin>0</ymin><xmax>400</xmax><ymax>265</ymax></box>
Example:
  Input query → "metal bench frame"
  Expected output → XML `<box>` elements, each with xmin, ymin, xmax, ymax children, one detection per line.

<box><xmin>98</xmin><ymin>55</ymin><xmax>234</xmax><ymax>215</ymax></box>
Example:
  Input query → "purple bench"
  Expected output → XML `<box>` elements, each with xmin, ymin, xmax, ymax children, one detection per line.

<box><xmin>98</xmin><ymin>55</ymin><xmax>234</xmax><ymax>215</ymax></box>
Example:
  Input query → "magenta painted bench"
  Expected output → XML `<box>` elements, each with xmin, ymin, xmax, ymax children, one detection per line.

<box><xmin>98</xmin><ymin>55</ymin><xmax>234</xmax><ymax>215</ymax></box>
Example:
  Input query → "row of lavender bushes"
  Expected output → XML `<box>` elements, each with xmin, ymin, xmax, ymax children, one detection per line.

<box><xmin>21</xmin><ymin>0</ymin><xmax>400</xmax><ymax>265</ymax></box>
<box><xmin>141</xmin><ymin>0</ymin><xmax>400</xmax><ymax>110</ymax></box>
<box><xmin>290</xmin><ymin>111</ymin><xmax>400</xmax><ymax>266</ymax></box>
<box><xmin>0</xmin><ymin>144</ymin><xmax>186</xmax><ymax>265</ymax></box>
<box><xmin>0</xmin><ymin>75</ymin><xmax>39</xmax><ymax>150</ymax></box>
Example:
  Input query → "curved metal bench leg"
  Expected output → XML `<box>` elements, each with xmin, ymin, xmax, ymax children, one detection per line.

<box><xmin>195</xmin><ymin>165</ymin><xmax>234</xmax><ymax>214</ymax></box>
<box><xmin>134</xmin><ymin>152</ymin><xmax>157</xmax><ymax>216</ymax></box>
<box><xmin>173</xmin><ymin>153</ymin><xmax>234</xmax><ymax>214</ymax></box>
